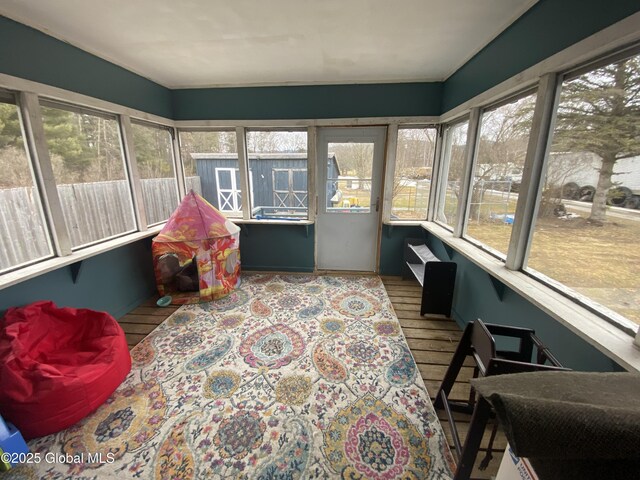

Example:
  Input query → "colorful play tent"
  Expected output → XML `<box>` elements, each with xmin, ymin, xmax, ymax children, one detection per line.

<box><xmin>152</xmin><ymin>191</ymin><xmax>241</xmax><ymax>304</ymax></box>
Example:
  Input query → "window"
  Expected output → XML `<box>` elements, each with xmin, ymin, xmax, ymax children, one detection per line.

<box><xmin>131</xmin><ymin>121</ymin><xmax>179</xmax><ymax>225</ymax></box>
<box><xmin>527</xmin><ymin>52</ymin><xmax>640</xmax><ymax>328</ymax></box>
<box><xmin>326</xmin><ymin>142</ymin><xmax>374</xmax><ymax>213</ymax></box>
<box><xmin>435</xmin><ymin>121</ymin><xmax>469</xmax><ymax>229</ymax></box>
<box><xmin>178</xmin><ymin>130</ymin><xmax>242</xmax><ymax>216</ymax></box>
<box><xmin>465</xmin><ymin>92</ymin><xmax>537</xmax><ymax>256</ymax></box>
<box><xmin>391</xmin><ymin>127</ymin><xmax>437</xmax><ymax>220</ymax></box>
<box><xmin>273</xmin><ymin>168</ymin><xmax>307</xmax><ymax>208</ymax></box>
<box><xmin>246</xmin><ymin>129</ymin><xmax>308</xmax><ymax>219</ymax></box>
<box><xmin>40</xmin><ymin>101</ymin><xmax>136</xmax><ymax>249</ymax></box>
<box><xmin>0</xmin><ymin>93</ymin><xmax>52</xmax><ymax>272</ymax></box>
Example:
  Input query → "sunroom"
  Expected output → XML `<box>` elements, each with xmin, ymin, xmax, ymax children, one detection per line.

<box><xmin>0</xmin><ymin>1</ymin><xmax>639</xmax><ymax>479</ymax></box>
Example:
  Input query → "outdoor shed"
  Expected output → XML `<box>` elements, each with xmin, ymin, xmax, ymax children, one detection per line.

<box><xmin>193</xmin><ymin>153</ymin><xmax>340</xmax><ymax>219</ymax></box>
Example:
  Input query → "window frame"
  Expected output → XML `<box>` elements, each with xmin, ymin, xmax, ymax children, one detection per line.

<box><xmin>129</xmin><ymin>119</ymin><xmax>181</xmax><ymax>227</ymax></box>
<box><xmin>244</xmin><ymin>127</ymin><xmax>311</xmax><ymax>221</ymax></box>
<box><xmin>39</xmin><ymin>99</ymin><xmax>140</xmax><ymax>250</ymax></box>
<box><xmin>0</xmin><ymin>91</ymin><xmax>55</xmax><ymax>274</ymax></box>
<box><xmin>461</xmin><ymin>87</ymin><xmax>539</xmax><ymax>262</ymax></box>
<box><xmin>0</xmin><ymin>83</ymin><xmax>176</xmax><ymax>290</ymax></box>
<box><xmin>389</xmin><ymin>125</ymin><xmax>438</xmax><ymax>221</ymax></box>
<box><xmin>429</xmin><ymin>45</ymin><xmax>640</xmax><ymax>343</ymax></box>
<box><xmin>518</xmin><ymin>50</ymin><xmax>640</xmax><ymax>336</ymax></box>
<box><xmin>433</xmin><ymin>116</ymin><xmax>473</xmax><ymax>233</ymax></box>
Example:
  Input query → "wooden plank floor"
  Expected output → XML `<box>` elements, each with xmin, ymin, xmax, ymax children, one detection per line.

<box><xmin>382</xmin><ymin>276</ymin><xmax>505</xmax><ymax>480</ymax></box>
<box><xmin>118</xmin><ymin>297</ymin><xmax>177</xmax><ymax>348</ymax></box>
<box><xmin>120</xmin><ymin>275</ymin><xmax>505</xmax><ymax>479</ymax></box>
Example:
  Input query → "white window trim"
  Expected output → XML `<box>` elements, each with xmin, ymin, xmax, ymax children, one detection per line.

<box><xmin>385</xmin><ymin>125</ymin><xmax>440</xmax><ymax>222</ymax></box>
<box><xmin>242</xmin><ymin>128</ymin><xmax>312</xmax><ymax>220</ymax></box>
<box><xmin>130</xmin><ymin>119</ymin><xmax>182</xmax><ymax>227</ymax></box>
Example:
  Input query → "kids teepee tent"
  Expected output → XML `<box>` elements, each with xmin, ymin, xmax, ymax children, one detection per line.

<box><xmin>152</xmin><ymin>191</ymin><xmax>241</xmax><ymax>304</ymax></box>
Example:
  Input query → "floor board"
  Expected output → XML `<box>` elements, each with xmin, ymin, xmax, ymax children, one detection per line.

<box><xmin>382</xmin><ymin>276</ymin><xmax>506</xmax><ymax>479</ymax></box>
<box><xmin>119</xmin><ymin>275</ymin><xmax>505</xmax><ymax>479</ymax></box>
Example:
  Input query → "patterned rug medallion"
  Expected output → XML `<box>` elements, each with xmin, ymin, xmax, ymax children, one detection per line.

<box><xmin>18</xmin><ymin>275</ymin><xmax>455</xmax><ymax>479</ymax></box>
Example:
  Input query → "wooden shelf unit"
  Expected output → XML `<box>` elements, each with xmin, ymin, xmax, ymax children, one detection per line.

<box><xmin>403</xmin><ymin>239</ymin><xmax>457</xmax><ymax>317</ymax></box>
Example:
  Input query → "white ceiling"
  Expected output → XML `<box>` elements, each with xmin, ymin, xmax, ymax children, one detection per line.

<box><xmin>0</xmin><ymin>0</ymin><xmax>537</xmax><ymax>89</ymax></box>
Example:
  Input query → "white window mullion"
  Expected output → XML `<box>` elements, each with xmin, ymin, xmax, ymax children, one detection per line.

<box><xmin>119</xmin><ymin>115</ymin><xmax>148</xmax><ymax>231</ymax></box>
<box><xmin>235</xmin><ymin>127</ymin><xmax>251</xmax><ymax>220</ymax></box>
<box><xmin>381</xmin><ymin>124</ymin><xmax>398</xmax><ymax>223</ymax></box>
<box><xmin>18</xmin><ymin>92</ymin><xmax>72</xmax><ymax>256</ymax></box>
<box><xmin>171</xmin><ymin>126</ymin><xmax>186</xmax><ymax>199</ymax></box>
<box><xmin>453</xmin><ymin>108</ymin><xmax>481</xmax><ymax>237</ymax></box>
<box><xmin>434</xmin><ymin>124</ymin><xmax>456</xmax><ymax>225</ymax></box>
<box><xmin>506</xmin><ymin>73</ymin><xmax>561</xmax><ymax>271</ymax></box>
<box><xmin>307</xmin><ymin>126</ymin><xmax>317</xmax><ymax>222</ymax></box>
<box><xmin>427</xmin><ymin>124</ymin><xmax>445</xmax><ymax>222</ymax></box>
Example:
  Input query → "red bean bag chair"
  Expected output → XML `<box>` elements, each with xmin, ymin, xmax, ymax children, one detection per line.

<box><xmin>0</xmin><ymin>301</ymin><xmax>131</xmax><ymax>439</ymax></box>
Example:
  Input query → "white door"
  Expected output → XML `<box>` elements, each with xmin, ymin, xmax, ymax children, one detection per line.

<box><xmin>316</xmin><ymin>127</ymin><xmax>386</xmax><ymax>271</ymax></box>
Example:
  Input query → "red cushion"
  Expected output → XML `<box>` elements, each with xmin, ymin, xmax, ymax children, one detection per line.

<box><xmin>0</xmin><ymin>301</ymin><xmax>131</xmax><ymax>439</ymax></box>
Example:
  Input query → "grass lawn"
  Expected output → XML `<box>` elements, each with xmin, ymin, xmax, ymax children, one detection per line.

<box><xmin>467</xmin><ymin>210</ymin><xmax>640</xmax><ymax>325</ymax></box>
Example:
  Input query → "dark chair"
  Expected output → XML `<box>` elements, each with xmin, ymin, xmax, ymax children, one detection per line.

<box><xmin>434</xmin><ymin>319</ymin><xmax>568</xmax><ymax>480</ymax></box>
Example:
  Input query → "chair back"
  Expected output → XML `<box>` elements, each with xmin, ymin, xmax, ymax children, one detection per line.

<box><xmin>471</xmin><ymin>319</ymin><xmax>496</xmax><ymax>376</ymax></box>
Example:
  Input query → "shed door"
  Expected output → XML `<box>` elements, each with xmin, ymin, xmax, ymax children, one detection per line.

<box><xmin>316</xmin><ymin>127</ymin><xmax>386</xmax><ymax>271</ymax></box>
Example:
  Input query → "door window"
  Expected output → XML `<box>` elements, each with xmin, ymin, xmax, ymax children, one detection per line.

<box><xmin>326</xmin><ymin>142</ymin><xmax>375</xmax><ymax>213</ymax></box>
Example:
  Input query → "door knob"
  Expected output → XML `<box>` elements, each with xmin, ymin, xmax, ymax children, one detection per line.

<box><xmin>375</xmin><ymin>196</ymin><xmax>380</xmax><ymax>212</ymax></box>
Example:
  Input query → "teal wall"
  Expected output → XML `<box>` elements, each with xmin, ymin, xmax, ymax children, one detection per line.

<box><xmin>0</xmin><ymin>238</ymin><xmax>157</xmax><ymax>320</ymax></box>
<box><xmin>0</xmin><ymin>16</ymin><xmax>172</xmax><ymax>118</ymax></box>
<box><xmin>172</xmin><ymin>82</ymin><xmax>442</xmax><ymax>120</ymax></box>
<box><xmin>442</xmin><ymin>0</ymin><xmax>640</xmax><ymax>112</ymax></box>
<box><xmin>239</xmin><ymin>224</ymin><xmax>314</xmax><ymax>272</ymax></box>
<box><xmin>379</xmin><ymin>224</ymin><xmax>427</xmax><ymax>276</ymax></box>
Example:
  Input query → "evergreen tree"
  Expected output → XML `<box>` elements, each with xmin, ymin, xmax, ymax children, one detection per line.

<box><xmin>552</xmin><ymin>54</ymin><xmax>640</xmax><ymax>224</ymax></box>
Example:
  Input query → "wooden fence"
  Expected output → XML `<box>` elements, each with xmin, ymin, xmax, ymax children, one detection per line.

<box><xmin>0</xmin><ymin>176</ymin><xmax>201</xmax><ymax>271</ymax></box>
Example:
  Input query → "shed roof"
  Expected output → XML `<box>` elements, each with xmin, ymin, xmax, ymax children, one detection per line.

<box><xmin>191</xmin><ymin>152</ymin><xmax>340</xmax><ymax>175</ymax></box>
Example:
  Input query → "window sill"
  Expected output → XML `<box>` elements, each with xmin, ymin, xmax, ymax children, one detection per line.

<box><xmin>383</xmin><ymin>220</ymin><xmax>425</xmax><ymax>227</ymax></box>
<box><xmin>0</xmin><ymin>225</ymin><xmax>164</xmax><ymax>291</ymax></box>
<box><xmin>232</xmin><ymin>219</ymin><xmax>314</xmax><ymax>226</ymax></box>
<box><xmin>421</xmin><ymin>221</ymin><xmax>640</xmax><ymax>372</ymax></box>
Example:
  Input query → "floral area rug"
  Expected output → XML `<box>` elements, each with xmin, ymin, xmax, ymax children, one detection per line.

<box><xmin>16</xmin><ymin>274</ymin><xmax>454</xmax><ymax>479</ymax></box>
